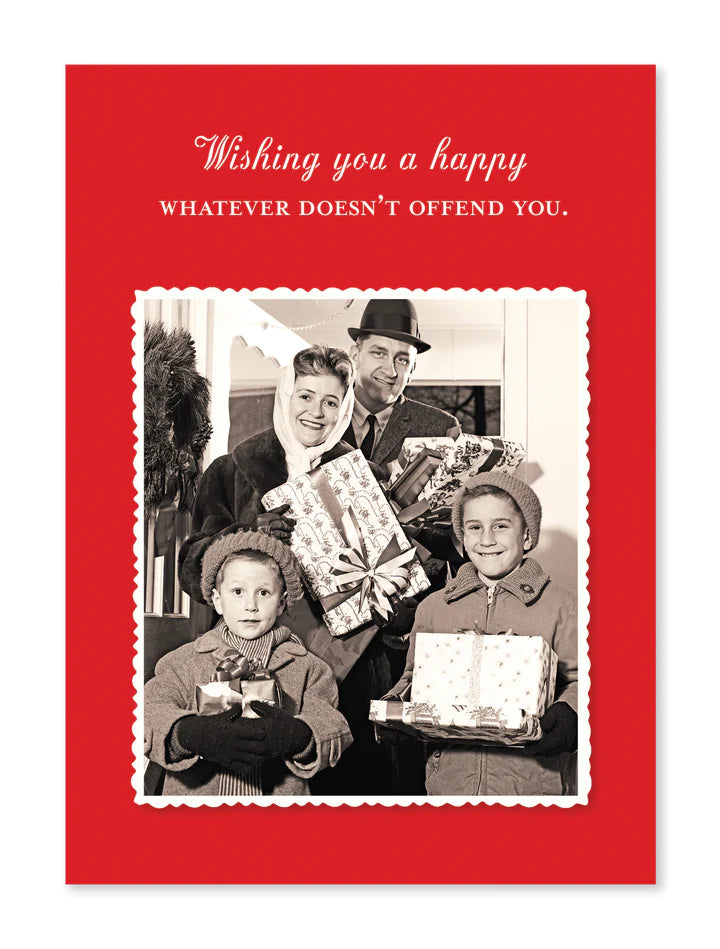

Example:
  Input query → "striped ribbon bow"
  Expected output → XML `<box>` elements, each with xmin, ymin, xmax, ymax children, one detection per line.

<box><xmin>331</xmin><ymin>506</ymin><xmax>417</xmax><ymax>622</ymax></box>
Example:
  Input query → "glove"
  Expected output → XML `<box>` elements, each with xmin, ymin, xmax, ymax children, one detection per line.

<box><xmin>174</xmin><ymin>706</ymin><xmax>260</xmax><ymax>772</ymax></box>
<box><xmin>252</xmin><ymin>504</ymin><xmax>296</xmax><ymax>542</ymax></box>
<box><xmin>174</xmin><ymin>704</ymin><xmax>313</xmax><ymax>771</ymax></box>
<box><xmin>415</xmin><ymin>525</ymin><xmax>455</xmax><ymax>555</ymax></box>
<box><xmin>235</xmin><ymin>702</ymin><xmax>314</xmax><ymax>766</ymax></box>
<box><xmin>378</xmin><ymin>595</ymin><xmax>416</xmax><ymax>640</ymax></box>
<box><xmin>525</xmin><ymin>702</ymin><xmax>578</xmax><ymax>756</ymax></box>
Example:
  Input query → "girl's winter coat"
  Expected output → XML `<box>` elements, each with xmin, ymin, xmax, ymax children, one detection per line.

<box><xmin>145</xmin><ymin>627</ymin><xmax>353</xmax><ymax>795</ymax></box>
<box><xmin>394</xmin><ymin>558</ymin><xmax>578</xmax><ymax>796</ymax></box>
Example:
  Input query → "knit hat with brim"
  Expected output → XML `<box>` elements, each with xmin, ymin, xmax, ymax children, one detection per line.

<box><xmin>451</xmin><ymin>471</ymin><xmax>542</xmax><ymax>549</ymax></box>
<box><xmin>200</xmin><ymin>530</ymin><xmax>304</xmax><ymax>606</ymax></box>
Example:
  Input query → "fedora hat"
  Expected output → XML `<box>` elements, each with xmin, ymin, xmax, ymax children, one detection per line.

<box><xmin>347</xmin><ymin>299</ymin><xmax>431</xmax><ymax>353</ymax></box>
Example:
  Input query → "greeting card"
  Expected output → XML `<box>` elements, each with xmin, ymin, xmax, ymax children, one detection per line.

<box><xmin>66</xmin><ymin>65</ymin><xmax>655</xmax><ymax>884</ymax></box>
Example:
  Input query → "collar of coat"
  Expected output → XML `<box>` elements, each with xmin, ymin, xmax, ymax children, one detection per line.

<box><xmin>232</xmin><ymin>427</ymin><xmax>356</xmax><ymax>497</ymax></box>
<box><xmin>444</xmin><ymin>557</ymin><xmax>550</xmax><ymax>606</ymax></box>
<box><xmin>193</xmin><ymin>624</ymin><xmax>308</xmax><ymax>672</ymax></box>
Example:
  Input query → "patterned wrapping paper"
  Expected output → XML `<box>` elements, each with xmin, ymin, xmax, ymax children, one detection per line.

<box><xmin>369</xmin><ymin>699</ymin><xmax>543</xmax><ymax>745</ymax></box>
<box><xmin>389</xmin><ymin>435</ymin><xmax>526</xmax><ymax>509</ymax></box>
<box><xmin>262</xmin><ymin>450</ymin><xmax>430</xmax><ymax>636</ymax></box>
<box><xmin>369</xmin><ymin>632</ymin><xmax>557</xmax><ymax>745</ymax></box>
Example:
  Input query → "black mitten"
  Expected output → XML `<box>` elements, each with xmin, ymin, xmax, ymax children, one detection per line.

<box><xmin>241</xmin><ymin>702</ymin><xmax>314</xmax><ymax>764</ymax></box>
<box><xmin>174</xmin><ymin>703</ymin><xmax>313</xmax><ymax>772</ymax></box>
<box><xmin>378</xmin><ymin>595</ymin><xmax>417</xmax><ymax>640</ymax></box>
<box><xmin>253</xmin><ymin>504</ymin><xmax>296</xmax><ymax>542</ymax></box>
<box><xmin>525</xmin><ymin>702</ymin><xmax>578</xmax><ymax>756</ymax></box>
<box><xmin>173</xmin><ymin>707</ymin><xmax>258</xmax><ymax>770</ymax></box>
<box><xmin>414</xmin><ymin>525</ymin><xmax>462</xmax><ymax>564</ymax></box>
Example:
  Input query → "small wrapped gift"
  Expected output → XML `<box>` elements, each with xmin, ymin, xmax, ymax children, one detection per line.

<box><xmin>196</xmin><ymin>653</ymin><xmax>281</xmax><ymax>718</ymax></box>
<box><xmin>262</xmin><ymin>450</ymin><xmax>430</xmax><ymax>636</ymax></box>
<box><xmin>389</xmin><ymin>435</ymin><xmax>526</xmax><ymax>512</ymax></box>
<box><xmin>370</xmin><ymin>631</ymin><xmax>557</xmax><ymax>745</ymax></box>
<box><xmin>388</xmin><ymin>447</ymin><xmax>444</xmax><ymax>508</ymax></box>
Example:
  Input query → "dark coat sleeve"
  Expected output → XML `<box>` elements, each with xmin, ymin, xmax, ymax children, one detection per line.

<box><xmin>446</xmin><ymin>416</ymin><xmax>462</xmax><ymax>439</ymax></box>
<box><xmin>178</xmin><ymin>437</ymin><xmax>389</xmax><ymax>605</ymax></box>
<box><xmin>177</xmin><ymin>454</ymin><xmax>259</xmax><ymax>603</ymax></box>
<box><xmin>384</xmin><ymin>594</ymin><xmax>437</xmax><ymax>698</ymax></box>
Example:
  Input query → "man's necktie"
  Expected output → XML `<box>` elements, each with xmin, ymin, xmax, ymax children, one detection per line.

<box><xmin>360</xmin><ymin>415</ymin><xmax>376</xmax><ymax>459</ymax></box>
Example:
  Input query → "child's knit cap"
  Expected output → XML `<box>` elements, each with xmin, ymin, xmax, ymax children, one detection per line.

<box><xmin>451</xmin><ymin>471</ymin><xmax>543</xmax><ymax>549</ymax></box>
<box><xmin>200</xmin><ymin>530</ymin><xmax>304</xmax><ymax>606</ymax></box>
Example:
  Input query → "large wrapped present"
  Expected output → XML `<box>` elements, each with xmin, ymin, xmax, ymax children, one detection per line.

<box><xmin>196</xmin><ymin>653</ymin><xmax>281</xmax><ymax>718</ymax></box>
<box><xmin>388</xmin><ymin>435</ymin><xmax>526</xmax><ymax>511</ymax></box>
<box><xmin>411</xmin><ymin>631</ymin><xmax>556</xmax><ymax>708</ymax></box>
<box><xmin>262</xmin><ymin>450</ymin><xmax>430</xmax><ymax>636</ymax></box>
<box><xmin>370</xmin><ymin>631</ymin><xmax>557</xmax><ymax>745</ymax></box>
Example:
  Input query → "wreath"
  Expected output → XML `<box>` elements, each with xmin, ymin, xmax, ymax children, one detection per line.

<box><xmin>144</xmin><ymin>321</ymin><xmax>212</xmax><ymax>516</ymax></box>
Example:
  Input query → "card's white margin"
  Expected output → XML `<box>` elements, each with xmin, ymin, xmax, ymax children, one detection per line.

<box><xmin>131</xmin><ymin>286</ymin><xmax>590</xmax><ymax>809</ymax></box>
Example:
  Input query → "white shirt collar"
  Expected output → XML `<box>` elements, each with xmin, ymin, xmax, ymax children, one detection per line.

<box><xmin>352</xmin><ymin>398</ymin><xmax>395</xmax><ymax>429</ymax></box>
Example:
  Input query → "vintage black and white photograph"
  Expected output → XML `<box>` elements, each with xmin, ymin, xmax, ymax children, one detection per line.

<box><xmin>134</xmin><ymin>289</ymin><xmax>589</xmax><ymax>805</ymax></box>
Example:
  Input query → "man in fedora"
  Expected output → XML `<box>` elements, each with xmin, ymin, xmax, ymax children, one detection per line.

<box><xmin>338</xmin><ymin>299</ymin><xmax>462</xmax><ymax>794</ymax></box>
<box><xmin>344</xmin><ymin>299</ymin><xmax>461</xmax><ymax>474</ymax></box>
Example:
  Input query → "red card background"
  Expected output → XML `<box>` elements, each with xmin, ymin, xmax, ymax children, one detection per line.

<box><xmin>66</xmin><ymin>65</ymin><xmax>655</xmax><ymax>884</ymax></box>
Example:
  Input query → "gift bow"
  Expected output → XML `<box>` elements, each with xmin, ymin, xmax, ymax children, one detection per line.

<box><xmin>212</xmin><ymin>654</ymin><xmax>259</xmax><ymax>682</ymax></box>
<box><xmin>330</xmin><ymin>506</ymin><xmax>417</xmax><ymax>622</ymax></box>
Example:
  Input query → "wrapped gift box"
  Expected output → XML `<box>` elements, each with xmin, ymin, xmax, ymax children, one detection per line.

<box><xmin>262</xmin><ymin>450</ymin><xmax>430</xmax><ymax>636</ymax></box>
<box><xmin>390</xmin><ymin>435</ymin><xmax>526</xmax><ymax>510</ymax></box>
<box><xmin>196</xmin><ymin>671</ymin><xmax>280</xmax><ymax>718</ymax></box>
<box><xmin>370</xmin><ymin>631</ymin><xmax>557</xmax><ymax>745</ymax></box>
<box><xmin>388</xmin><ymin>447</ymin><xmax>444</xmax><ymax>508</ymax></box>
<box><xmin>369</xmin><ymin>698</ymin><xmax>543</xmax><ymax>745</ymax></box>
<box><xmin>412</xmin><ymin>631</ymin><xmax>556</xmax><ymax>710</ymax></box>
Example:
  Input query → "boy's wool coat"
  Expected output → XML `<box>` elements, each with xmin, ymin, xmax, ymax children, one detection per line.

<box><xmin>145</xmin><ymin>627</ymin><xmax>353</xmax><ymax>796</ymax></box>
<box><xmin>394</xmin><ymin>558</ymin><xmax>578</xmax><ymax>796</ymax></box>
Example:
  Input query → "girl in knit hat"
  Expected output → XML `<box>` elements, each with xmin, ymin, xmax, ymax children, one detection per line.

<box><xmin>145</xmin><ymin>531</ymin><xmax>352</xmax><ymax>796</ymax></box>
<box><xmin>386</xmin><ymin>472</ymin><xmax>578</xmax><ymax>796</ymax></box>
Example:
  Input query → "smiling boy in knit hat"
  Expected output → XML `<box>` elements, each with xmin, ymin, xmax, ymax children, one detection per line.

<box><xmin>386</xmin><ymin>472</ymin><xmax>578</xmax><ymax>796</ymax></box>
<box><xmin>144</xmin><ymin>531</ymin><xmax>352</xmax><ymax>796</ymax></box>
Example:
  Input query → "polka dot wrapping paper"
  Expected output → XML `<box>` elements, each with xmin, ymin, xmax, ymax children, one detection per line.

<box><xmin>370</xmin><ymin>632</ymin><xmax>557</xmax><ymax>744</ymax></box>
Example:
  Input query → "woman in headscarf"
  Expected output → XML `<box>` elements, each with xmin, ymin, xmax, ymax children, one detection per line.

<box><xmin>178</xmin><ymin>344</ymin><xmax>400</xmax><ymax>795</ymax></box>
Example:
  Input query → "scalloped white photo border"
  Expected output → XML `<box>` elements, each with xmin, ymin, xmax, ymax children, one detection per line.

<box><xmin>131</xmin><ymin>287</ymin><xmax>590</xmax><ymax>808</ymax></box>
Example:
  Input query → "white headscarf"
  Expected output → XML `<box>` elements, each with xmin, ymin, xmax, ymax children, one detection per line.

<box><xmin>272</xmin><ymin>356</ymin><xmax>355</xmax><ymax>476</ymax></box>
